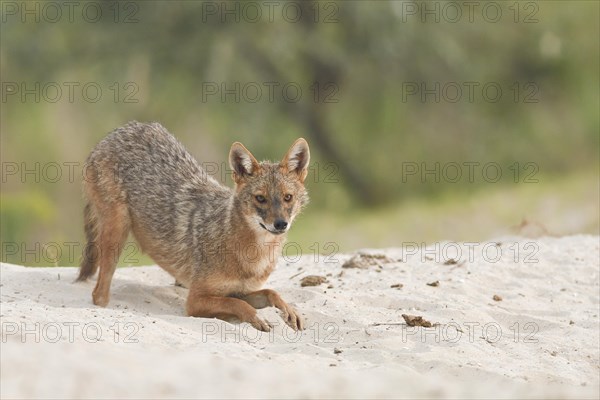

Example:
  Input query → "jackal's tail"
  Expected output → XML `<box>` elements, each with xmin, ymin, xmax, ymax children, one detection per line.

<box><xmin>76</xmin><ymin>202</ymin><xmax>99</xmax><ymax>282</ymax></box>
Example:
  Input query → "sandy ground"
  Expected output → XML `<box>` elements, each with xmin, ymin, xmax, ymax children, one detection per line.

<box><xmin>1</xmin><ymin>235</ymin><xmax>599</xmax><ymax>399</ymax></box>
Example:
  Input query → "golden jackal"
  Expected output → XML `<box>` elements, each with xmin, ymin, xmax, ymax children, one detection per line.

<box><xmin>77</xmin><ymin>121</ymin><xmax>310</xmax><ymax>331</ymax></box>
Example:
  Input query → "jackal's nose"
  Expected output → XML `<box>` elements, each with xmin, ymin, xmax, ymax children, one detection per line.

<box><xmin>274</xmin><ymin>219</ymin><xmax>288</xmax><ymax>231</ymax></box>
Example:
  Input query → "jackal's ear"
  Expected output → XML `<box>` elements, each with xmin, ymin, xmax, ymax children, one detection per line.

<box><xmin>281</xmin><ymin>138</ymin><xmax>310</xmax><ymax>183</ymax></box>
<box><xmin>229</xmin><ymin>142</ymin><xmax>260</xmax><ymax>183</ymax></box>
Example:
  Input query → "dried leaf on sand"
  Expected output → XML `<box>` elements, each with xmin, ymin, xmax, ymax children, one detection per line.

<box><xmin>300</xmin><ymin>275</ymin><xmax>328</xmax><ymax>287</ymax></box>
<box><xmin>402</xmin><ymin>314</ymin><xmax>435</xmax><ymax>328</ymax></box>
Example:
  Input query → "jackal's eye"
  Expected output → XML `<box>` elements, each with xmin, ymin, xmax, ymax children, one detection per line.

<box><xmin>284</xmin><ymin>194</ymin><xmax>293</xmax><ymax>202</ymax></box>
<box><xmin>255</xmin><ymin>195</ymin><xmax>266</xmax><ymax>204</ymax></box>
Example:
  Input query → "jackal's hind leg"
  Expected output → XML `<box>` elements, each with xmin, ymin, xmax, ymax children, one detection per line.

<box><xmin>91</xmin><ymin>203</ymin><xmax>130</xmax><ymax>307</ymax></box>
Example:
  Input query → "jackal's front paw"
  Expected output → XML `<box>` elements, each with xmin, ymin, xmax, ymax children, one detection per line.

<box><xmin>278</xmin><ymin>304</ymin><xmax>304</xmax><ymax>331</ymax></box>
<box><xmin>249</xmin><ymin>315</ymin><xmax>273</xmax><ymax>332</ymax></box>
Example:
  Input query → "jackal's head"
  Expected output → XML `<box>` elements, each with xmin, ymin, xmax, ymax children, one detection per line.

<box><xmin>229</xmin><ymin>138</ymin><xmax>310</xmax><ymax>236</ymax></box>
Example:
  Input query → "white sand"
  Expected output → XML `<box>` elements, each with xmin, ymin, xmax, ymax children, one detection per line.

<box><xmin>1</xmin><ymin>235</ymin><xmax>599</xmax><ymax>399</ymax></box>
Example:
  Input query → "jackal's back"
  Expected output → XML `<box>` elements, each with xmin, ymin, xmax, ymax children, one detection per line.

<box><xmin>84</xmin><ymin>121</ymin><xmax>231</xmax><ymax>268</ymax></box>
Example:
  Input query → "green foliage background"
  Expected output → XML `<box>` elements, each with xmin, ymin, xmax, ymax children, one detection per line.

<box><xmin>1</xmin><ymin>1</ymin><xmax>598</xmax><ymax>266</ymax></box>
